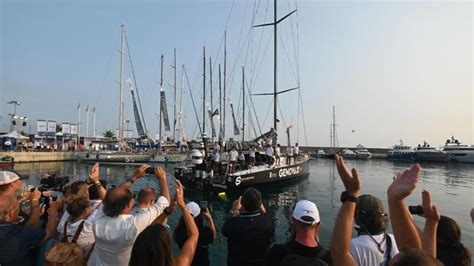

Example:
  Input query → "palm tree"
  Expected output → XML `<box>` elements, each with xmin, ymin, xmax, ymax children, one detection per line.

<box><xmin>103</xmin><ymin>130</ymin><xmax>116</xmax><ymax>139</ymax></box>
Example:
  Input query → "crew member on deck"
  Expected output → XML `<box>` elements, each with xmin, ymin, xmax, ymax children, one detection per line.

<box><xmin>249</xmin><ymin>144</ymin><xmax>256</xmax><ymax>169</ymax></box>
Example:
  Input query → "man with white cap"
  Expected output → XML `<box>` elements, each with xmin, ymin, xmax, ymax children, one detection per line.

<box><xmin>0</xmin><ymin>170</ymin><xmax>28</xmax><ymax>197</ymax></box>
<box><xmin>265</xmin><ymin>199</ymin><xmax>332</xmax><ymax>266</ymax></box>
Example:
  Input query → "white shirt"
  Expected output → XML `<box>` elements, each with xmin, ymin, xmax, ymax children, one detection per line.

<box><xmin>57</xmin><ymin>208</ymin><xmax>102</xmax><ymax>255</ymax></box>
<box><xmin>87</xmin><ymin>196</ymin><xmax>169</xmax><ymax>266</ymax></box>
<box><xmin>294</xmin><ymin>146</ymin><xmax>299</xmax><ymax>155</ymax></box>
<box><xmin>249</xmin><ymin>148</ymin><xmax>256</xmax><ymax>158</ymax></box>
<box><xmin>214</xmin><ymin>152</ymin><xmax>220</xmax><ymax>162</ymax></box>
<box><xmin>350</xmin><ymin>233</ymin><xmax>399</xmax><ymax>266</ymax></box>
<box><xmin>239</xmin><ymin>154</ymin><xmax>245</xmax><ymax>161</ymax></box>
<box><xmin>275</xmin><ymin>147</ymin><xmax>280</xmax><ymax>156</ymax></box>
<box><xmin>229</xmin><ymin>150</ymin><xmax>238</xmax><ymax>161</ymax></box>
<box><xmin>266</xmin><ymin>147</ymin><xmax>273</xmax><ymax>157</ymax></box>
<box><xmin>287</xmin><ymin>147</ymin><xmax>294</xmax><ymax>156</ymax></box>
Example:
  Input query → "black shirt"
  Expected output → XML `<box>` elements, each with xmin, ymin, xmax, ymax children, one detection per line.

<box><xmin>174</xmin><ymin>222</ymin><xmax>215</xmax><ymax>266</ymax></box>
<box><xmin>264</xmin><ymin>239</ymin><xmax>332</xmax><ymax>266</ymax></box>
<box><xmin>0</xmin><ymin>221</ymin><xmax>46</xmax><ymax>266</ymax></box>
<box><xmin>222</xmin><ymin>211</ymin><xmax>275</xmax><ymax>266</ymax></box>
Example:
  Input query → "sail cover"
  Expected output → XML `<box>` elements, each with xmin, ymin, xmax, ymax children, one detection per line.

<box><xmin>160</xmin><ymin>87</ymin><xmax>171</xmax><ymax>131</ymax></box>
<box><xmin>130</xmin><ymin>88</ymin><xmax>147</xmax><ymax>138</ymax></box>
<box><xmin>230</xmin><ymin>103</ymin><xmax>240</xmax><ymax>136</ymax></box>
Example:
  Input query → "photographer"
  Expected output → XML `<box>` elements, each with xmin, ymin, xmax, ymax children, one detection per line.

<box><xmin>174</xmin><ymin>201</ymin><xmax>216</xmax><ymax>266</ymax></box>
<box><xmin>0</xmin><ymin>193</ymin><xmax>62</xmax><ymax>266</ymax></box>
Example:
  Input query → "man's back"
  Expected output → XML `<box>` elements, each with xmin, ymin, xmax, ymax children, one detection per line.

<box><xmin>222</xmin><ymin>211</ymin><xmax>275</xmax><ymax>266</ymax></box>
<box><xmin>350</xmin><ymin>233</ymin><xmax>398</xmax><ymax>266</ymax></box>
<box><xmin>265</xmin><ymin>239</ymin><xmax>332</xmax><ymax>266</ymax></box>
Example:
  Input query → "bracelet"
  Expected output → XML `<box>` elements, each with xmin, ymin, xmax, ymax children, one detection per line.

<box><xmin>94</xmin><ymin>182</ymin><xmax>102</xmax><ymax>187</ymax></box>
<box><xmin>163</xmin><ymin>208</ymin><xmax>173</xmax><ymax>216</ymax></box>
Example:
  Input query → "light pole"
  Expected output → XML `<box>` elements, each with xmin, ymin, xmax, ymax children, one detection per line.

<box><xmin>7</xmin><ymin>100</ymin><xmax>21</xmax><ymax>132</ymax></box>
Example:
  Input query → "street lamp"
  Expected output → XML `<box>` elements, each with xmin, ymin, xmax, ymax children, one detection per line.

<box><xmin>7</xmin><ymin>100</ymin><xmax>21</xmax><ymax>131</ymax></box>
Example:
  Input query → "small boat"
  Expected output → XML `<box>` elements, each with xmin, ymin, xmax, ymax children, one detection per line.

<box><xmin>355</xmin><ymin>145</ymin><xmax>372</xmax><ymax>160</ymax></box>
<box><xmin>0</xmin><ymin>156</ymin><xmax>14</xmax><ymax>167</ymax></box>
<box><xmin>311</xmin><ymin>149</ymin><xmax>326</xmax><ymax>159</ymax></box>
<box><xmin>441</xmin><ymin>137</ymin><xmax>474</xmax><ymax>163</ymax></box>
<box><xmin>387</xmin><ymin>140</ymin><xmax>414</xmax><ymax>161</ymax></box>
<box><xmin>414</xmin><ymin>141</ymin><xmax>451</xmax><ymax>162</ymax></box>
<box><xmin>79</xmin><ymin>151</ymin><xmax>152</xmax><ymax>165</ymax></box>
<box><xmin>341</xmin><ymin>149</ymin><xmax>356</xmax><ymax>159</ymax></box>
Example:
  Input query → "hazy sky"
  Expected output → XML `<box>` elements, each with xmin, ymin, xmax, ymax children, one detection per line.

<box><xmin>1</xmin><ymin>0</ymin><xmax>472</xmax><ymax>148</ymax></box>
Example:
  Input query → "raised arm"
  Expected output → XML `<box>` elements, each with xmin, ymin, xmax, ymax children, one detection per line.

<box><xmin>420</xmin><ymin>190</ymin><xmax>440</xmax><ymax>257</ymax></box>
<box><xmin>330</xmin><ymin>154</ymin><xmax>360</xmax><ymax>266</ymax></box>
<box><xmin>88</xmin><ymin>163</ymin><xmax>106</xmax><ymax>200</ymax></box>
<box><xmin>203</xmin><ymin>208</ymin><xmax>217</xmax><ymax>240</ymax></box>
<box><xmin>387</xmin><ymin>164</ymin><xmax>422</xmax><ymax>250</ymax></box>
<box><xmin>154</xmin><ymin>166</ymin><xmax>170</xmax><ymax>203</ymax></box>
<box><xmin>43</xmin><ymin>198</ymin><xmax>62</xmax><ymax>241</ymax></box>
<box><xmin>174</xmin><ymin>180</ymin><xmax>199</xmax><ymax>266</ymax></box>
<box><xmin>26</xmin><ymin>188</ymin><xmax>42</xmax><ymax>228</ymax></box>
<box><xmin>119</xmin><ymin>164</ymin><xmax>148</xmax><ymax>189</ymax></box>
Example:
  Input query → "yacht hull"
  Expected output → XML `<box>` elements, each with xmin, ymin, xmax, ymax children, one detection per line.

<box><xmin>79</xmin><ymin>152</ymin><xmax>152</xmax><ymax>164</ymax></box>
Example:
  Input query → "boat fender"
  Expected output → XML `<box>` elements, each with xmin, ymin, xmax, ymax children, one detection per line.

<box><xmin>125</xmin><ymin>157</ymin><xmax>130</xmax><ymax>163</ymax></box>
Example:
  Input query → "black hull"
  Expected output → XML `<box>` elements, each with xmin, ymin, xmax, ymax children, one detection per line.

<box><xmin>177</xmin><ymin>159</ymin><xmax>310</xmax><ymax>192</ymax></box>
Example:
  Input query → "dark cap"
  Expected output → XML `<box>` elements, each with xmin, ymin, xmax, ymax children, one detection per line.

<box><xmin>356</xmin><ymin>194</ymin><xmax>385</xmax><ymax>216</ymax></box>
<box><xmin>355</xmin><ymin>194</ymin><xmax>388</xmax><ymax>234</ymax></box>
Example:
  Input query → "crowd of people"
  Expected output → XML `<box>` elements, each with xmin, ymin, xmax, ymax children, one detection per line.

<box><xmin>0</xmin><ymin>155</ymin><xmax>472</xmax><ymax>266</ymax></box>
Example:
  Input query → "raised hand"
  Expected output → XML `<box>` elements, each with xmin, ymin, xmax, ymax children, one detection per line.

<box><xmin>388</xmin><ymin>164</ymin><xmax>421</xmax><ymax>201</ymax></box>
<box><xmin>421</xmin><ymin>190</ymin><xmax>440</xmax><ymax>222</ymax></box>
<box><xmin>175</xmin><ymin>179</ymin><xmax>185</xmax><ymax>208</ymax></box>
<box><xmin>232</xmin><ymin>196</ymin><xmax>242</xmax><ymax>211</ymax></box>
<box><xmin>49</xmin><ymin>197</ymin><xmax>63</xmax><ymax>212</ymax></box>
<box><xmin>131</xmin><ymin>164</ymin><xmax>149</xmax><ymax>180</ymax></box>
<box><xmin>88</xmin><ymin>163</ymin><xmax>100</xmax><ymax>183</ymax></box>
<box><xmin>154</xmin><ymin>166</ymin><xmax>166</xmax><ymax>180</ymax></box>
<box><xmin>335</xmin><ymin>154</ymin><xmax>361</xmax><ymax>197</ymax></box>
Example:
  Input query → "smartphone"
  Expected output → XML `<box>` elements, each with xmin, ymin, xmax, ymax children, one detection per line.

<box><xmin>409</xmin><ymin>205</ymin><xmax>423</xmax><ymax>215</ymax></box>
<box><xmin>145</xmin><ymin>167</ymin><xmax>156</xmax><ymax>175</ymax></box>
<box><xmin>200</xmin><ymin>201</ymin><xmax>208</xmax><ymax>212</ymax></box>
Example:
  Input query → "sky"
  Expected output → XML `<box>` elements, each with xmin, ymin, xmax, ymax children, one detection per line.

<box><xmin>1</xmin><ymin>0</ymin><xmax>472</xmax><ymax>148</ymax></box>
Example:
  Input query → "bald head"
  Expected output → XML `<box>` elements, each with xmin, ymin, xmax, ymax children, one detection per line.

<box><xmin>103</xmin><ymin>187</ymin><xmax>133</xmax><ymax>217</ymax></box>
<box><xmin>137</xmin><ymin>188</ymin><xmax>156</xmax><ymax>208</ymax></box>
<box><xmin>0</xmin><ymin>195</ymin><xmax>18</xmax><ymax>222</ymax></box>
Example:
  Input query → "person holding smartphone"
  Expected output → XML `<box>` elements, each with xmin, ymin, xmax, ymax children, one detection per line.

<box><xmin>173</xmin><ymin>201</ymin><xmax>216</xmax><ymax>266</ymax></box>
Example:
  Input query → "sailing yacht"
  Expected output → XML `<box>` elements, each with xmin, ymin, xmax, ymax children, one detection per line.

<box><xmin>174</xmin><ymin>1</ymin><xmax>310</xmax><ymax>191</ymax></box>
<box><xmin>80</xmin><ymin>25</ymin><xmax>152</xmax><ymax>164</ymax></box>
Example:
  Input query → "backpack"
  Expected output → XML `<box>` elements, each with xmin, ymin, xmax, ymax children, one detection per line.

<box><xmin>44</xmin><ymin>220</ymin><xmax>86</xmax><ymax>266</ymax></box>
<box><xmin>280</xmin><ymin>243</ymin><xmax>329</xmax><ymax>266</ymax></box>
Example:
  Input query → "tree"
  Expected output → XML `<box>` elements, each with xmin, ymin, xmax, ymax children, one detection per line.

<box><xmin>103</xmin><ymin>130</ymin><xmax>116</xmax><ymax>139</ymax></box>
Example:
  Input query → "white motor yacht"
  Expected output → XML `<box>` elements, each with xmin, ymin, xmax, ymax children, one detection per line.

<box><xmin>341</xmin><ymin>148</ymin><xmax>356</xmax><ymax>159</ymax></box>
<box><xmin>387</xmin><ymin>140</ymin><xmax>414</xmax><ymax>161</ymax></box>
<box><xmin>355</xmin><ymin>145</ymin><xmax>372</xmax><ymax>160</ymax></box>
<box><xmin>441</xmin><ymin>137</ymin><xmax>474</xmax><ymax>163</ymax></box>
<box><xmin>414</xmin><ymin>141</ymin><xmax>451</xmax><ymax>162</ymax></box>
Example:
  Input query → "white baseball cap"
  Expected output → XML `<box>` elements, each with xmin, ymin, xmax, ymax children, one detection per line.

<box><xmin>0</xmin><ymin>170</ymin><xmax>26</xmax><ymax>185</ymax></box>
<box><xmin>293</xmin><ymin>199</ymin><xmax>320</xmax><ymax>225</ymax></box>
<box><xmin>186</xmin><ymin>202</ymin><xmax>201</xmax><ymax>218</ymax></box>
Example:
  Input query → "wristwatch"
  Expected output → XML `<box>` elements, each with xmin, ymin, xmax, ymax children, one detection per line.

<box><xmin>340</xmin><ymin>191</ymin><xmax>358</xmax><ymax>203</ymax></box>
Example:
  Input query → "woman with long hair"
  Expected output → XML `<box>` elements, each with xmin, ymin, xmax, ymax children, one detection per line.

<box><xmin>129</xmin><ymin>180</ymin><xmax>198</xmax><ymax>266</ymax></box>
<box><xmin>436</xmin><ymin>215</ymin><xmax>471</xmax><ymax>266</ymax></box>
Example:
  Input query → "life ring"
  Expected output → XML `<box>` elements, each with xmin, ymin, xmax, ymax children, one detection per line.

<box><xmin>125</xmin><ymin>157</ymin><xmax>131</xmax><ymax>163</ymax></box>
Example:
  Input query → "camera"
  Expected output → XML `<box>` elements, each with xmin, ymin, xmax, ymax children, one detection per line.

<box><xmin>200</xmin><ymin>201</ymin><xmax>208</xmax><ymax>212</ymax></box>
<box><xmin>409</xmin><ymin>205</ymin><xmax>424</xmax><ymax>215</ymax></box>
<box><xmin>145</xmin><ymin>167</ymin><xmax>156</xmax><ymax>175</ymax></box>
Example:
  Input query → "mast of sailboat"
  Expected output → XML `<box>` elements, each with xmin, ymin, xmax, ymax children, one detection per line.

<box><xmin>173</xmin><ymin>48</ymin><xmax>177</xmax><ymax>141</ymax></box>
<box><xmin>118</xmin><ymin>24</ymin><xmax>125</xmax><ymax>151</ymax></box>
<box><xmin>242</xmin><ymin>66</ymin><xmax>245</xmax><ymax>143</ymax></box>
<box><xmin>223</xmin><ymin>31</ymin><xmax>227</xmax><ymax>140</ymax></box>
<box><xmin>159</xmin><ymin>54</ymin><xmax>164</xmax><ymax>146</ymax></box>
<box><xmin>210</xmin><ymin>57</ymin><xmax>214</xmax><ymax>140</ymax></box>
<box><xmin>202</xmin><ymin>46</ymin><xmax>206</xmax><ymax>135</ymax></box>
<box><xmin>332</xmin><ymin>105</ymin><xmax>337</xmax><ymax>152</ymax></box>
<box><xmin>219</xmin><ymin>64</ymin><xmax>222</xmax><ymax>140</ymax></box>
<box><xmin>179</xmin><ymin>65</ymin><xmax>185</xmax><ymax>143</ymax></box>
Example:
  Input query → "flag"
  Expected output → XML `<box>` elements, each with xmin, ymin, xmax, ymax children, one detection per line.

<box><xmin>77</xmin><ymin>103</ymin><xmax>81</xmax><ymax>110</ymax></box>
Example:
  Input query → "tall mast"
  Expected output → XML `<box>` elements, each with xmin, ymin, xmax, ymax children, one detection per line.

<box><xmin>332</xmin><ymin>105</ymin><xmax>336</xmax><ymax>150</ymax></box>
<box><xmin>242</xmin><ymin>66</ymin><xmax>245</xmax><ymax>143</ymax></box>
<box><xmin>173</xmin><ymin>48</ymin><xmax>177</xmax><ymax>141</ymax></box>
<box><xmin>210</xmin><ymin>57</ymin><xmax>213</xmax><ymax>114</ymax></box>
<box><xmin>179</xmin><ymin>65</ymin><xmax>185</xmax><ymax>142</ymax></box>
<box><xmin>159</xmin><ymin>54</ymin><xmax>164</xmax><ymax>144</ymax></box>
<box><xmin>118</xmin><ymin>24</ymin><xmax>125</xmax><ymax>150</ymax></box>
<box><xmin>218</xmin><ymin>64</ymin><xmax>222</xmax><ymax>140</ymax></box>
<box><xmin>223</xmin><ymin>31</ymin><xmax>227</xmax><ymax>140</ymax></box>
<box><xmin>202</xmin><ymin>46</ymin><xmax>206</xmax><ymax>135</ymax></box>
<box><xmin>273</xmin><ymin>0</ymin><xmax>278</xmax><ymax>132</ymax></box>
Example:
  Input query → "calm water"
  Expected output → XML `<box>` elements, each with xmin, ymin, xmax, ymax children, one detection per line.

<box><xmin>10</xmin><ymin>159</ymin><xmax>474</xmax><ymax>265</ymax></box>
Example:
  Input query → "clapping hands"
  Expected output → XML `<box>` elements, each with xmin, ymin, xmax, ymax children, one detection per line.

<box><xmin>388</xmin><ymin>164</ymin><xmax>421</xmax><ymax>201</ymax></box>
<box><xmin>335</xmin><ymin>154</ymin><xmax>361</xmax><ymax>197</ymax></box>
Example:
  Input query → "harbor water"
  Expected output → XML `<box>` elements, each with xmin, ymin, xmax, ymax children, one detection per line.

<box><xmin>11</xmin><ymin>159</ymin><xmax>474</xmax><ymax>265</ymax></box>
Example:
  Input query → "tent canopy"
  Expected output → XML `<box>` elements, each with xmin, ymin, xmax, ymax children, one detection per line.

<box><xmin>0</xmin><ymin>131</ymin><xmax>29</xmax><ymax>140</ymax></box>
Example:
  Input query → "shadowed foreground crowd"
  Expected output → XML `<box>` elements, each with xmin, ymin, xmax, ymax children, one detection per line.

<box><xmin>0</xmin><ymin>155</ymin><xmax>471</xmax><ymax>266</ymax></box>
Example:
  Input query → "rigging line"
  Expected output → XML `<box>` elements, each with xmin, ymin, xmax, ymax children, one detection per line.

<box><xmin>299</xmin><ymin>89</ymin><xmax>308</xmax><ymax>146</ymax></box>
<box><xmin>277</xmin><ymin>101</ymin><xmax>288</xmax><ymax>138</ymax></box>
<box><xmin>249</xmin><ymin>34</ymin><xmax>272</xmax><ymax>90</ymax></box>
<box><xmin>279</xmin><ymin>32</ymin><xmax>298</xmax><ymax>85</ymax></box>
<box><xmin>245</xmin><ymin>72</ymin><xmax>262</xmax><ymax>135</ymax></box>
<box><xmin>261</xmin><ymin>99</ymin><xmax>272</xmax><ymax>131</ymax></box>
<box><xmin>224</xmin><ymin>0</ymin><xmax>236</xmax><ymax>31</ymax></box>
<box><xmin>125</xmin><ymin>33</ymin><xmax>148</xmax><ymax>137</ymax></box>
<box><xmin>184</xmin><ymin>66</ymin><xmax>203</xmax><ymax>136</ymax></box>
<box><xmin>94</xmin><ymin>30</ymin><xmax>120</xmax><ymax>112</ymax></box>
<box><xmin>249</xmin><ymin>0</ymin><xmax>270</xmax><ymax>91</ymax></box>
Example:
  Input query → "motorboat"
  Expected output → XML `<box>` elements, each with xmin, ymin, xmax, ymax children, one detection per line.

<box><xmin>311</xmin><ymin>149</ymin><xmax>326</xmax><ymax>159</ymax></box>
<box><xmin>441</xmin><ymin>137</ymin><xmax>474</xmax><ymax>163</ymax></box>
<box><xmin>79</xmin><ymin>151</ymin><xmax>152</xmax><ymax>165</ymax></box>
<box><xmin>341</xmin><ymin>148</ymin><xmax>356</xmax><ymax>159</ymax></box>
<box><xmin>355</xmin><ymin>145</ymin><xmax>372</xmax><ymax>160</ymax></box>
<box><xmin>0</xmin><ymin>156</ymin><xmax>14</xmax><ymax>167</ymax></box>
<box><xmin>414</xmin><ymin>141</ymin><xmax>451</xmax><ymax>162</ymax></box>
<box><xmin>387</xmin><ymin>140</ymin><xmax>414</xmax><ymax>161</ymax></box>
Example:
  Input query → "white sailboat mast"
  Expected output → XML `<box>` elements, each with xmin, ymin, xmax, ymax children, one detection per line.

<box><xmin>118</xmin><ymin>24</ymin><xmax>125</xmax><ymax>150</ymax></box>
